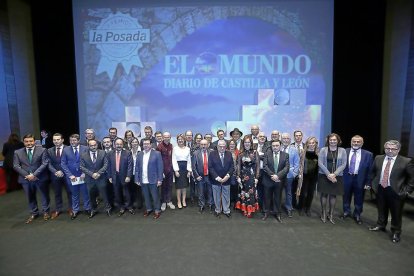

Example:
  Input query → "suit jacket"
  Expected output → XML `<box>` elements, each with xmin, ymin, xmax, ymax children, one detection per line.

<box><xmin>107</xmin><ymin>149</ymin><xmax>133</xmax><ymax>184</ymax></box>
<box><xmin>369</xmin><ymin>154</ymin><xmax>412</xmax><ymax>195</ymax></box>
<box><xmin>208</xmin><ymin>150</ymin><xmax>234</xmax><ymax>186</ymax></box>
<box><xmin>139</xmin><ymin>136</ymin><xmax>157</xmax><ymax>149</ymax></box>
<box><xmin>61</xmin><ymin>145</ymin><xmax>88</xmax><ymax>178</ymax></box>
<box><xmin>13</xmin><ymin>146</ymin><xmax>49</xmax><ymax>183</ymax></box>
<box><xmin>47</xmin><ymin>145</ymin><xmax>66</xmax><ymax>181</ymax></box>
<box><xmin>2</xmin><ymin>141</ymin><xmax>24</xmax><ymax>169</ymax></box>
<box><xmin>343</xmin><ymin>148</ymin><xmax>373</xmax><ymax>188</ymax></box>
<box><xmin>262</xmin><ymin>150</ymin><xmax>289</xmax><ymax>187</ymax></box>
<box><xmin>192</xmin><ymin>148</ymin><xmax>214</xmax><ymax>179</ymax></box>
<box><xmin>80</xmin><ymin>149</ymin><xmax>108</xmax><ymax>185</ymax></box>
<box><xmin>212</xmin><ymin>139</ymin><xmax>228</xmax><ymax>150</ymax></box>
<box><xmin>135</xmin><ymin>149</ymin><xmax>163</xmax><ymax>184</ymax></box>
<box><xmin>318</xmin><ymin>147</ymin><xmax>347</xmax><ymax>176</ymax></box>
<box><xmin>281</xmin><ymin>145</ymin><xmax>300</xmax><ymax>178</ymax></box>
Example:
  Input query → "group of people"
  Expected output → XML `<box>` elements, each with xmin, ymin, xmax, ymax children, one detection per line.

<box><xmin>9</xmin><ymin>124</ymin><xmax>414</xmax><ymax>243</ymax></box>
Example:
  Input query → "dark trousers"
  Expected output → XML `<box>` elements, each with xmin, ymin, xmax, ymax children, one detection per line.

<box><xmin>343</xmin><ymin>175</ymin><xmax>365</xmax><ymax>216</ymax></box>
<box><xmin>161</xmin><ymin>171</ymin><xmax>173</xmax><ymax>203</ymax></box>
<box><xmin>86</xmin><ymin>179</ymin><xmax>110</xmax><ymax>211</ymax></box>
<box><xmin>51</xmin><ymin>176</ymin><xmax>72</xmax><ymax>212</ymax></box>
<box><xmin>130</xmin><ymin>175</ymin><xmax>143</xmax><ymax>209</ymax></box>
<box><xmin>113</xmin><ymin>173</ymin><xmax>132</xmax><ymax>210</ymax></box>
<box><xmin>106</xmin><ymin>179</ymin><xmax>114</xmax><ymax>207</ymax></box>
<box><xmin>263</xmin><ymin>182</ymin><xmax>282</xmax><ymax>215</ymax></box>
<box><xmin>298</xmin><ymin>173</ymin><xmax>317</xmax><ymax>212</ymax></box>
<box><xmin>376</xmin><ymin>185</ymin><xmax>405</xmax><ymax>234</ymax></box>
<box><xmin>21</xmin><ymin>180</ymin><xmax>50</xmax><ymax>215</ymax></box>
<box><xmin>197</xmin><ymin>176</ymin><xmax>212</xmax><ymax>208</ymax></box>
<box><xmin>141</xmin><ymin>183</ymin><xmax>161</xmax><ymax>212</ymax></box>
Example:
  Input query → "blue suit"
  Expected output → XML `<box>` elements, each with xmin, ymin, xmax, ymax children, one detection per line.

<box><xmin>282</xmin><ymin>145</ymin><xmax>300</xmax><ymax>211</ymax></box>
<box><xmin>342</xmin><ymin>148</ymin><xmax>373</xmax><ymax>217</ymax></box>
<box><xmin>13</xmin><ymin>146</ymin><xmax>50</xmax><ymax>215</ymax></box>
<box><xmin>135</xmin><ymin>149</ymin><xmax>163</xmax><ymax>212</ymax></box>
<box><xmin>47</xmin><ymin>145</ymin><xmax>72</xmax><ymax>213</ymax></box>
<box><xmin>61</xmin><ymin>145</ymin><xmax>90</xmax><ymax>214</ymax></box>
<box><xmin>208</xmin><ymin>150</ymin><xmax>234</xmax><ymax>214</ymax></box>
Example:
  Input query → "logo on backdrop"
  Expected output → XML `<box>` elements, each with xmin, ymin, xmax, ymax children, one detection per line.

<box><xmin>89</xmin><ymin>12</ymin><xmax>150</xmax><ymax>79</ymax></box>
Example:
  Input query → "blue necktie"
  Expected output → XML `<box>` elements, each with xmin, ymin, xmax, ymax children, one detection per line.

<box><xmin>74</xmin><ymin>147</ymin><xmax>79</xmax><ymax>161</ymax></box>
<box><xmin>349</xmin><ymin>150</ymin><xmax>357</xmax><ymax>174</ymax></box>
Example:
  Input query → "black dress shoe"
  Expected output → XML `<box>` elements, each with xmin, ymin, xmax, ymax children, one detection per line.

<box><xmin>224</xmin><ymin>213</ymin><xmax>231</xmax><ymax>218</ymax></box>
<box><xmin>392</xmin><ymin>233</ymin><xmax>401</xmax><ymax>243</ymax></box>
<box><xmin>369</xmin><ymin>226</ymin><xmax>386</xmax><ymax>232</ymax></box>
<box><xmin>89</xmin><ymin>210</ymin><xmax>97</xmax><ymax>219</ymax></box>
<box><xmin>118</xmin><ymin>209</ymin><xmax>126</xmax><ymax>217</ymax></box>
<box><xmin>214</xmin><ymin>211</ymin><xmax>220</xmax><ymax>217</ymax></box>
<box><xmin>354</xmin><ymin>216</ymin><xmax>362</xmax><ymax>225</ymax></box>
<box><xmin>71</xmin><ymin>212</ymin><xmax>78</xmax><ymax>220</ymax></box>
<box><xmin>128</xmin><ymin>209</ymin><xmax>135</xmax><ymax>215</ymax></box>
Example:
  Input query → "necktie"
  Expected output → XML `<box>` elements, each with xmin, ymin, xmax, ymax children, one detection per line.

<box><xmin>92</xmin><ymin>152</ymin><xmax>96</xmax><ymax>163</ymax></box>
<box><xmin>349</xmin><ymin>150</ymin><xmax>357</xmax><ymax>174</ymax></box>
<box><xmin>74</xmin><ymin>147</ymin><xmax>79</xmax><ymax>161</ymax></box>
<box><xmin>56</xmin><ymin>147</ymin><xmax>61</xmax><ymax>159</ymax></box>
<box><xmin>381</xmin><ymin>157</ymin><xmax>392</xmax><ymax>188</ymax></box>
<box><xmin>116</xmin><ymin>151</ymin><xmax>121</xmax><ymax>172</ymax></box>
<box><xmin>203</xmin><ymin>150</ymin><xmax>208</xmax><ymax>175</ymax></box>
<box><xmin>220</xmin><ymin>153</ymin><xmax>224</xmax><ymax>166</ymax></box>
<box><xmin>274</xmin><ymin>152</ymin><xmax>279</xmax><ymax>173</ymax></box>
<box><xmin>27</xmin><ymin>149</ymin><xmax>33</xmax><ymax>163</ymax></box>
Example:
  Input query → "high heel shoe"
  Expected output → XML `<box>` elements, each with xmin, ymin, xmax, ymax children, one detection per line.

<box><xmin>177</xmin><ymin>202</ymin><xmax>182</xmax><ymax>209</ymax></box>
<box><xmin>320</xmin><ymin>209</ymin><xmax>326</xmax><ymax>223</ymax></box>
<box><xmin>182</xmin><ymin>201</ymin><xmax>187</xmax><ymax>208</ymax></box>
<box><xmin>328</xmin><ymin>211</ymin><xmax>335</xmax><ymax>224</ymax></box>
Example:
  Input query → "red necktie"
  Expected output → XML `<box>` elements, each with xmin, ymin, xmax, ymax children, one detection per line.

<box><xmin>116</xmin><ymin>151</ymin><xmax>121</xmax><ymax>172</ymax></box>
<box><xmin>381</xmin><ymin>157</ymin><xmax>392</xmax><ymax>188</ymax></box>
<box><xmin>203</xmin><ymin>150</ymin><xmax>208</xmax><ymax>176</ymax></box>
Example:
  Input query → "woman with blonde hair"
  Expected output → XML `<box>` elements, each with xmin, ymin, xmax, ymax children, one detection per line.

<box><xmin>296</xmin><ymin>136</ymin><xmax>319</xmax><ymax>216</ymax></box>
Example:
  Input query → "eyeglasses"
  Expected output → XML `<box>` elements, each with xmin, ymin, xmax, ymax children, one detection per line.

<box><xmin>384</xmin><ymin>148</ymin><xmax>398</xmax><ymax>151</ymax></box>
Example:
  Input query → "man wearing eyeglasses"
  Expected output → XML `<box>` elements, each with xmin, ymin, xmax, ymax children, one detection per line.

<box><xmin>367</xmin><ymin>140</ymin><xmax>412</xmax><ymax>243</ymax></box>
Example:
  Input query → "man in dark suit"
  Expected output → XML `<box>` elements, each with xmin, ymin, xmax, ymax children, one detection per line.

<box><xmin>13</xmin><ymin>134</ymin><xmax>50</xmax><ymax>223</ymax></box>
<box><xmin>135</xmin><ymin>138</ymin><xmax>164</xmax><ymax>219</ymax></box>
<box><xmin>61</xmin><ymin>134</ymin><xmax>90</xmax><ymax>220</ymax></box>
<box><xmin>192</xmin><ymin>139</ymin><xmax>214</xmax><ymax>213</ymax></box>
<box><xmin>81</xmin><ymin>128</ymin><xmax>102</xmax><ymax>149</ymax></box>
<box><xmin>156</xmin><ymin>132</ymin><xmax>175</xmax><ymax>211</ymax></box>
<box><xmin>262</xmin><ymin>140</ymin><xmax>289</xmax><ymax>222</ymax></box>
<box><xmin>341</xmin><ymin>135</ymin><xmax>373</xmax><ymax>224</ymax></box>
<box><xmin>368</xmin><ymin>140</ymin><xmax>412</xmax><ymax>243</ymax></box>
<box><xmin>80</xmin><ymin>139</ymin><xmax>109</xmax><ymax>217</ymax></box>
<box><xmin>208</xmin><ymin>140</ymin><xmax>234</xmax><ymax>218</ymax></box>
<box><xmin>47</xmin><ymin>133</ymin><xmax>72</xmax><ymax>219</ymax></box>
<box><xmin>108</xmin><ymin>138</ymin><xmax>133</xmax><ymax>216</ymax></box>
<box><xmin>139</xmin><ymin>125</ymin><xmax>157</xmax><ymax>149</ymax></box>
<box><xmin>212</xmin><ymin>129</ymin><xmax>228</xmax><ymax>150</ymax></box>
<box><xmin>40</xmin><ymin>130</ymin><xmax>54</xmax><ymax>149</ymax></box>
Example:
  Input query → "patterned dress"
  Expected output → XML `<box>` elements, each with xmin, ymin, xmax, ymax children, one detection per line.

<box><xmin>235</xmin><ymin>150</ymin><xmax>260</xmax><ymax>216</ymax></box>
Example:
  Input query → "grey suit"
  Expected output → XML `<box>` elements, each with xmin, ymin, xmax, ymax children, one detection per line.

<box><xmin>13</xmin><ymin>146</ymin><xmax>50</xmax><ymax>215</ymax></box>
<box><xmin>369</xmin><ymin>154</ymin><xmax>412</xmax><ymax>234</ymax></box>
<box><xmin>80</xmin><ymin>150</ymin><xmax>109</xmax><ymax>211</ymax></box>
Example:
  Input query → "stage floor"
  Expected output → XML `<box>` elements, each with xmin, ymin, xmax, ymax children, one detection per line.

<box><xmin>0</xmin><ymin>189</ymin><xmax>413</xmax><ymax>276</ymax></box>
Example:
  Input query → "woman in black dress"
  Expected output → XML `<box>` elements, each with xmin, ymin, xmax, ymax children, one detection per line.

<box><xmin>296</xmin><ymin>137</ymin><xmax>319</xmax><ymax>216</ymax></box>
